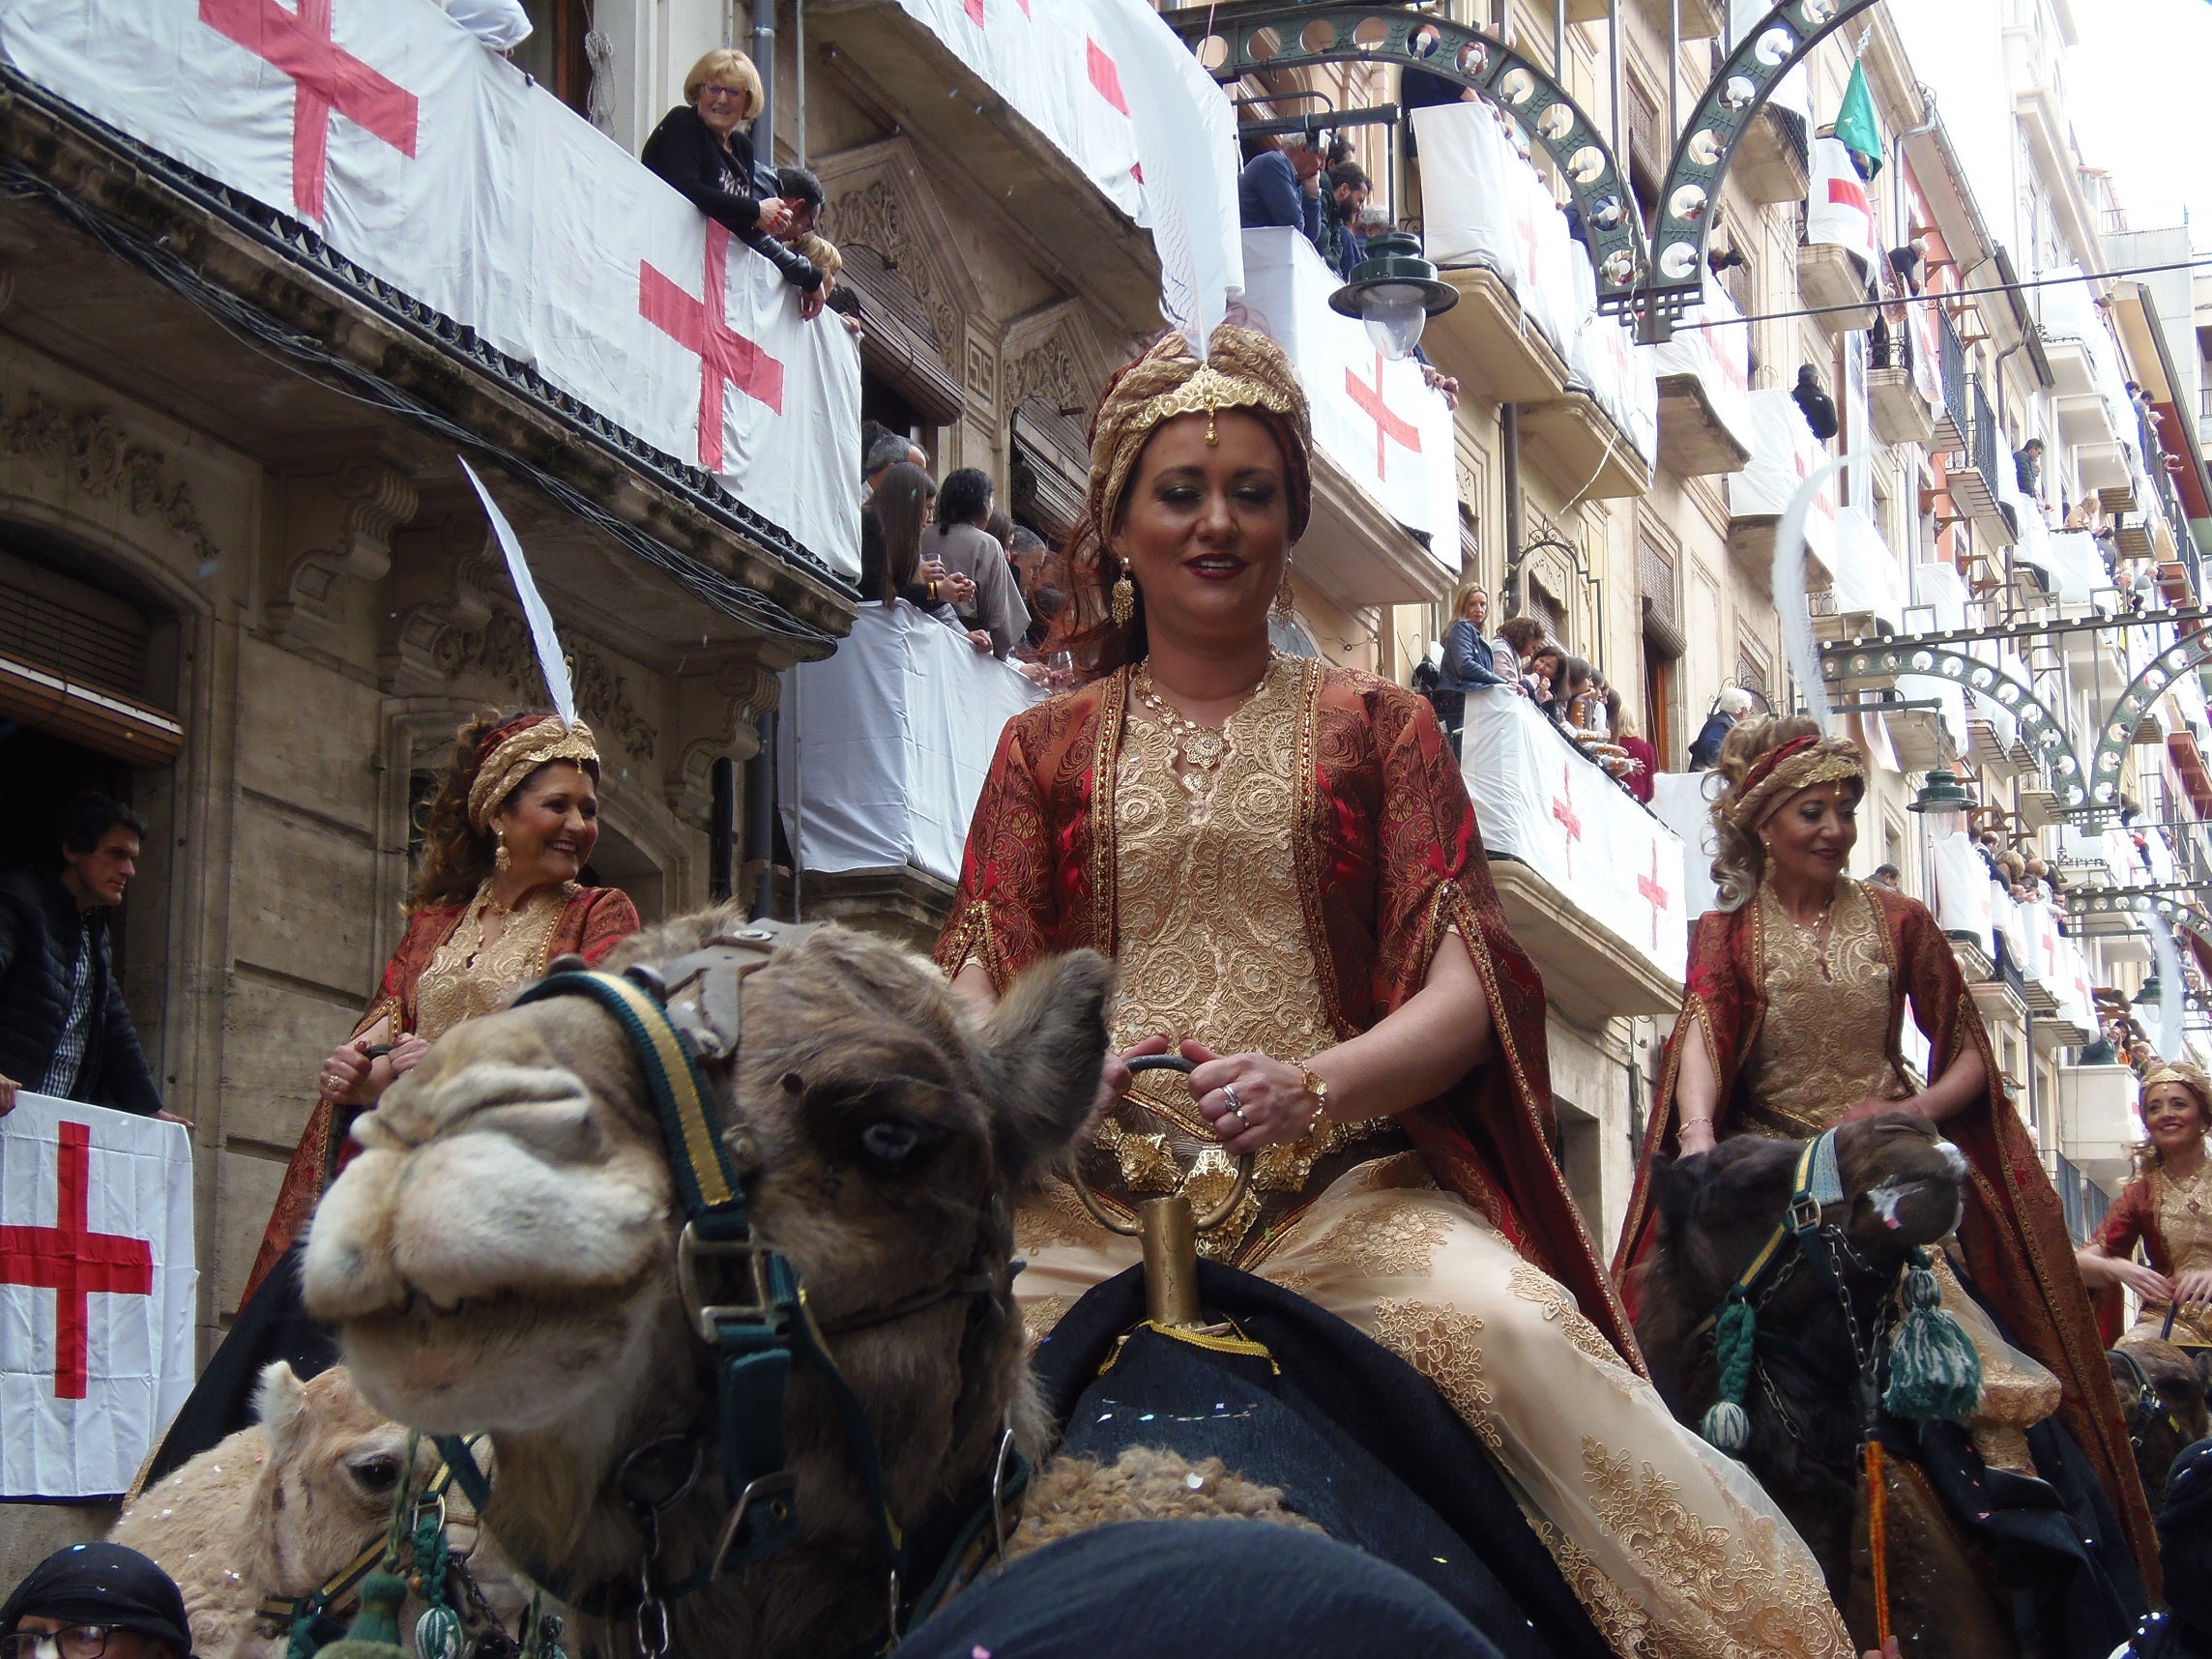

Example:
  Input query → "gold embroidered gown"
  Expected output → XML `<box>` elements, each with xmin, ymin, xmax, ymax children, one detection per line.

<box><xmin>983</xmin><ymin>657</ymin><xmax>1850</xmax><ymax>1659</ymax></box>
<box><xmin>2096</xmin><ymin>1158</ymin><xmax>2212</xmax><ymax>1350</ymax></box>
<box><xmin>1721</xmin><ymin>879</ymin><xmax>2059</xmax><ymax>1469</ymax></box>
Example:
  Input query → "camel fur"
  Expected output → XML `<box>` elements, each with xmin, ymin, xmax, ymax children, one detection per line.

<box><xmin>113</xmin><ymin>1363</ymin><xmax>427</xmax><ymax>1659</ymax></box>
<box><xmin>301</xmin><ymin>912</ymin><xmax>1310</xmax><ymax>1659</ymax></box>
<box><xmin>2110</xmin><ymin>1337</ymin><xmax>2209</xmax><ymax>1510</ymax></box>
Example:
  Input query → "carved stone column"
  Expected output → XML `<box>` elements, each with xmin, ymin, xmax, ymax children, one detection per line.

<box><xmin>265</xmin><ymin>457</ymin><xmax>419</xmax><ymax>647</ymax></box>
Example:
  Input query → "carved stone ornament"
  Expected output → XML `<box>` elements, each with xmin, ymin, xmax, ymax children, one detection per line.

<box><xmin>436</xmin><ymin>607</ymin><xmax>657</xmax><ymax>762</ymax></box>
<box><xmin>1005</xmin><ymin>329</ymin><xmax>1088</xmax><ymax>416</ymax></box>
<box><xmin>2</xmin><ymin>392</ymin><xmax>220</xmax><ymax>567</ymax></box>
<box><xmin>825</xmin><ymin>179</ymin><xmax>958</xmax><ymax>355</ymax></box>
<box><xmin>266</xmin><ymin>458</ymin><xmax>421</xmax><ymax>644</ymax></box>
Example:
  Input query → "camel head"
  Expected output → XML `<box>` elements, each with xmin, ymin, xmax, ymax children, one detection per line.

<box><xmin>252</xmin><ymin>1362</ymin><xmax>433</xmax><ymax>1594</ymax></box>
<box><xmin>300</xmin><ymin>912</ymin><xmax>1113</xmax><ymax>1625</ymax></box>
<box><xmin>1634</xmin><ymin>1113</ymin><xmax>1967</xmax><ymax>1409</ymax></box>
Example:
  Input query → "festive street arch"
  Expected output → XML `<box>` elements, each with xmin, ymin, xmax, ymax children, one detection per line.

<box><xmin>1634</xmin><ymin>0</ymin><xmax>1882</xmax><ymax>335</ymax></box>
<box><xmin>1819</xmin><ymin>640</ymin><xmax>2090</xmax><ymax>811</ymax></box>
<box><xmin>2084</xmin><ymin>628</ymin><xmax>2212</xmax><ymax>808</ymax></box>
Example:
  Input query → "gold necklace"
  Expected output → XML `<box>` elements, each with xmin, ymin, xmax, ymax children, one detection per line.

<box><xmin>1134</xmin><ymin>659</ymin><xmax>1270</xmax><ymax>801</ymax></box>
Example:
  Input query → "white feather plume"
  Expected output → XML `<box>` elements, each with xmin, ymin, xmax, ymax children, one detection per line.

<box><xmin>1773</xmin><ymin>452</ymin><xmax>1852</xmax><ymax>735</ymax></box>
<box><xmin>460</xmin><ymin>457</ymin><xmax>576</xmax><ymax>729</ymax></box>
<box><xmin>2151</xmin><ymin>910</ymin><xmax>2186</xmax><ymax>1062</ymax></box>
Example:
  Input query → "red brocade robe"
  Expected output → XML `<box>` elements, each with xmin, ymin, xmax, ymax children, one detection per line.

<box><xmin>241</xmin><ymin>883</ymin><xmax>638</xmax><ymax>1304</ymax></box>
<box><xmin>931</xmin><ymin>663</ymin><xmax>1642</xmax><ymax>1371</ymax></box>
<box><xmin>1613</xmin><ymin>887</ymin><xmax>2160</xmax><ymax>1592</ymax></box>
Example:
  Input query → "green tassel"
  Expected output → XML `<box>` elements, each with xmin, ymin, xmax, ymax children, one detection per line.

<box><xmin>312</xmin><ymin>1573</ymin><xmax>411</xmax><ymax>1659</ymax></box>
<box><xmin>1700</xmin><ymin>1297</ymin><xmax>1758</xmax><ymax>1456</ymax></box>
<box><xmin>1883</xmin><ymin>1249</ymin><xmax>1983</xmax><ymax>1424</ymax></box>
<box><xmin>413</xmin><ymin>1604</ymin><xmax>464</xmax><ymax>1659</ymax></box>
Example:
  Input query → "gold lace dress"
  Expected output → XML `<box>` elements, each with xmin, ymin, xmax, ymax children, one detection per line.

<box><xmin>1013</xmin><ymin>655</ymin><xmax>1851</xmax><ymax>1659</ymax></box>
<box><xmin>2130</xmin><ymin>1163</ymin><xmax>2212</xmax><ymax>1348</ymax></box>
<box><xmin>1732</xmin><ymin>876</ymin><xmax>2061</xmax><ymax>1470</ymax></box>
<box><xmin>411</xmin><ymin>880</ymin><xmax>573</xmax><ymax>1041</ymax></box>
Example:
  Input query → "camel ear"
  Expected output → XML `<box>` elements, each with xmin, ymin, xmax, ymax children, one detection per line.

<box><xmin>975</xmin><ymin>948</ymin><xmax>1115</xmax><ymax>1184</ymax></box>
<box><xmin>253</xmin><ymin>1361</ymin><xmax>309</xmax><ymax>1466</ymax></box>
<box><xmin>1649</xmin><ymin>1153</ymin><xmax>1704</xmax><ymax>1241</ymax></box>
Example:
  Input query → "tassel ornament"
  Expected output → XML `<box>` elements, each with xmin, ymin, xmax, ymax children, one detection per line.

<box><xmin>1699</xmin><ymin>1296</ymin><xmax>1757</xmax><ymax>1455</ymax></box>
<box><xmin>1883</xmin><ymin>1247</ymin><xmax>1983</xmax><ymax>1423</ymax></box>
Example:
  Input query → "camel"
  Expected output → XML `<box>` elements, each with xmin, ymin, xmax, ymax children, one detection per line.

<box><xmin>298</xmin><ymin>916</ymin><xmax>1316</xmax><ymax>1659</ymax></box>
<box><xmin>112</xmin><ymin>1362</ymin><xmax>527</xmax><ymax>1659</ymax></box>
<box><xmin>2109</xmin><ymin>1337</ymin><xmax>2209</xmax><ymax>1510</ymax></box>
<box><xmin>1631</xmin><ymin>1115</ymin><xmax>2038</xmax><ymax>1658</ymax></box>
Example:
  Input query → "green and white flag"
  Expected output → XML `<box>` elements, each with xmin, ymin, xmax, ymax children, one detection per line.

<box><xmin>1834</xmin><ymin>59</ymin><xmax>1883</xmax><ymax>180</ymax></box>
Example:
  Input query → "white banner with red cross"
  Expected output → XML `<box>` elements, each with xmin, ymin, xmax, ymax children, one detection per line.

<box><xmin>0</xmin><ymin>1096</ymin><xmax>195</xmax><ymax>1498</ymax></box>
<box><xmin>1237</xmin><ymin>228</ymin><xmax>1456</xmax><ymax>554</ymax></box>
<box><xmin>1459</xmin><ymin>688</ymin><xmax>1688</xmax><ymax>982</ymax></box>
<box><xmin>1730</xmin><ymin>388</ymin><xmax>1838</xmax><ymax>566</ymax></box>
<box><xmin>0</xmin><ymin>0</ymin><xmax>860</xmax><ymax>576</ymax></box>
<box><xmin>1806</xmin><ymin>133</ymin><xmax>1877</xmax><ymax>282</ymax></box>
<box><xmin>1651</xmin><ymin>274</ymin><xmax>1755</xmax><ymax>460</ymax></box>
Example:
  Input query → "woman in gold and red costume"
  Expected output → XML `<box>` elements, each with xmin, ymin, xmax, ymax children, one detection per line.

<box><xmin>2080</xmin><ymin>1062</ymin><xmax>2212</xmax><ymax>1353</ymax></box>
<box><xmin>1614</xmin><ymin>715</ymin><xmax>2160</xmax><ymax>1596</ymax></box>
<box><xmin>936</xmin><ymin>325</ymin><xmax>1851</xmax><ymax>1659</ymax></box>
<box><xmin>244</xmin><ymin>710</ymin><xmax>640</xmax><ymax>1301</ymax></box>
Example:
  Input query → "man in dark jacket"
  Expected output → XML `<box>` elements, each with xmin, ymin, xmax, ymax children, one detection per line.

<box><xmin>0</xmin><ymin>793</ymin><xmax>162</xmax><ymax>1118</ymax></box>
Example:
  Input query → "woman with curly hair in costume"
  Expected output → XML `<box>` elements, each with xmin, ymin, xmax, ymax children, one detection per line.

<box><xmin>2080</xmin><ymin>1062</ymin><xmax>2212</xmax><ymax>1353</ymax></box>
<box><xmin>249</xmin><ymin>710</ymin><xmax>640</xmax><ymax>1301</ymax></box>
<box><xmin>1614</xmin><ymin>713</ymin><xmax>2160</xmax><ymax>1603</ymax></box>
<box><xmin>936</xmin><ymin>325</ymin><xmax>1852</xmax><ymax>1659</ymax></box>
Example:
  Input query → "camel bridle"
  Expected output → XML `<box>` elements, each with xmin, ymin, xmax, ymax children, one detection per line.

<box><xmin>434</xmin><ymin>922</ymin><xmax>1024</xmax><ymax>1655</ymax></box>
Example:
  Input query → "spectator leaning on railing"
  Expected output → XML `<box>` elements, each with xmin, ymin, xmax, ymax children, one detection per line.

<box><xmin>865</xmin><ymin>463</ymin><xmax>991</xmax><ymax>654</ymax></box>
<box><xmin>642</xmin><ymin>49</ymin><xmax>826</xmax><ymax>316</ymax></box>
<box><xmin>0</xmin><ymin>793</ymin><xmax>164</xmax><ymax>1120</ymax></box>
<box><xmin>931</xmin><ymin>469</ymin><xmax>1030</xmax><ymax>659</ymax></box>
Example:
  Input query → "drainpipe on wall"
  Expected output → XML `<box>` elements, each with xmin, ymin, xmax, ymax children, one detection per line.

<box><xmin>753</xmin><ymin>0</ymin><xmax>777</xmax><ymax>160</ymax></box>
<box><xmin>1502</xmin><ymin>402</ymin><xmax>1525</xmax><ymax>610</ymax></box>
<box><xmin>745</xmin><ymin>713</ymin><xmax>777</xmax><ymax>919</ymax></box>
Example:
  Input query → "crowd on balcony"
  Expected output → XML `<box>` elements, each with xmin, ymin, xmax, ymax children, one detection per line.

<box><xmin>1423</xmin><ymin>584</ymin><xmax>1651</xmax><ymax>802</ymax></box>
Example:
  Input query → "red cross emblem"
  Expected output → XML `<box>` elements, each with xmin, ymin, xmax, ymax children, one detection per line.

<box><xmin>639</xmin><ymin>224</ymin><xmax>787</xmax><ymax>470</ymax></box>
<box><xmin>1551</xmin><ymin>762</ymin><xmax>1583</xmax><ymax>878</ymax></box>
<box><xmin>1826</xmin><ymin>173</ymin><xmax>1872</xmax><ymax>218</ymax></box>
<box><xmin>1346</xmin><ymin>352</ymin><xmax>1422</xmax><ymax>481</ymax></box>
<box><xmin>199</xmin><ymin>0</ymin><xmax>420</xmax><ymax>224</ymax></box>
<box><xmin>1087</xmin><ymin>40</ymin><xmax>1129</xmax><ymax>115</ymax></box>
<box><xmin>0</xmin><ymin>1122</ymin><xmax>155</xmax><ymax>1401</ymax></box>
<box><xmin>1513</xmin><ymin>198</ymin><xmax>1546</xmax><ymax>295</ymax></box>
<box><xmin>964</xmin><ymin>0</ymin><xmax>1030</xmax><ymax>23</ymax></box>
<box><xmin>1637</xmin><ymin>844</ymin><xmax>1671</xmax><ymax>950</ymax></box>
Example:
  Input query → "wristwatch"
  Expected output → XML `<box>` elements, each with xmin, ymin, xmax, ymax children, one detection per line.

<box><xmin>1298</xmin><ymin>1065</ymin><xmax>1331</xmax><ymax>1130</ymax></box>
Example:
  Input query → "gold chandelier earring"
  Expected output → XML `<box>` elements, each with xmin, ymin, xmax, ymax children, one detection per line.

<box><xmin>495</xmin><ymin>828</ymin><xmax>511</xmax><ymax>874</ymax></box>
<box><xmin>1111</xmin><ymin>560</ymin><xmax>1136</xmax><ymax>627</ymax></box>
<box><xmin>1273</xmin><ymin>566</ymin><xmax>1295</xmax><ymax>618</ymax></box>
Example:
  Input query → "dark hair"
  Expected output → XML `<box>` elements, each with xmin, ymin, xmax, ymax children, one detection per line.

<box><xmin>1497</xmin><ymin>616</ymin><xmax>1545</xmax><ymax>656</ymax></box>
<box><xmin>1328</xmin><ymin>161</ymin><xmax>1369</xmax><ymax>192</ymax></box>
<box><xmin>1874</xmin><ymin>862</ymin><xmax>1902</xmax><ymax>880</ymax></box>
<box><xmin>411</xmin><ymin>710</ymin><xmax>599</xmax><ymax>912</ymax></box>
<box><xmin>775</xmin><ymin>165</ymin><xmax>825</xmax><ymax>209</ymax></box>
<box><xmin>1033</xmin><ymin>585</ymin><xmax>1066</xmax><ymax>621</ymax></box>
<box><xmin>57</xmin><ymin>793</ymin><xmax>144</xmax><ymax>860</ymax></box>
<box><xmin>863</xmin><ymin>428</ymin><xmax>914</xmax><ymax>479</ymax></box>
<box><xmin>1562</xmin><ymin>655</ymin><xmax>1591</xmax><ymax>694</ymax></box>
<box><xmin>935</xmin><ymin>467</ymin><xmax>994</xmax><ymax>534</ymax></box>
<box><xmin>984</xmin><ymin>509</ymin><xmax>1016</xmax><ymax>546</ymax></box>
<box><xmin>871</xmin><ymin>462</ymin><xmax>933</xmax><ymax>603</ymax></box>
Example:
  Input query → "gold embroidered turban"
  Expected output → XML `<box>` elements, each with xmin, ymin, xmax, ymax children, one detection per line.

<box><xmin>1724</xmin><ymin>734</ymin><xmax>1867</xmax><ymax>830</ymax></box>
<box><xmin>467</xmin><ymin>714</ymin><xmax>599</xmax><ymax>830</ymax></box>
<box><xmin>1086</xmin><ymin>325</ymin><xmax>1313</xmax><ymax>543</ymax></box>
<box><xmin>2139</xmin><ymin>1062</ymin><xmax>2212</xmax><ymax>1117</ymax></box>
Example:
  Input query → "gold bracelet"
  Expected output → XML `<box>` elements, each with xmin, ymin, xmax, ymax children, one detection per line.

<box><xmin>1298</xmin><ymin>1064</ymin><xmax>1331</xmax><ymax>1130</ymax></box>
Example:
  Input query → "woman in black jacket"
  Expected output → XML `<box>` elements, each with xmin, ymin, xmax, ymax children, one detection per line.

<box><xmin>641</xmin><ymin>48</ymin><xmax>824</xmax><ymax>311</ymax></box>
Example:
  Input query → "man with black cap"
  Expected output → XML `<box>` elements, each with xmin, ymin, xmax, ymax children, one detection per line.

<box><xmin>2124</xmin><ymin>1436</ymin><xmax>2212</xmax><ymax>1658</ymax></box>
<box><xmin>0</xmin><ymin>1544</ymin><xmax>191</xmax><ymax>1659</ymax></box>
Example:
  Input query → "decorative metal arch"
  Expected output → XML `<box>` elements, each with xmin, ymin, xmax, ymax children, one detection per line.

<box><xmin>1162</xmin><ymin>6</ymin><xmax>1644</xmax><ymax>301</ymax></box>
<box><xmin>2084</xmin><ymin>630</ymin><xmax>2212</xmax><ymax>808</ymax></box>
<box><xmin>1819</xmin><ymin>641</ymin><xmax>2089</xmax><ymax>811</ymax></box>
<box><xmin>2068</xmin><ymin>887</ymin><xmax>2212</xmax><ymax>975</ymax></box>
<box><xmin>1630</xmin><ymin>0</ymin><xmax>1882</xmax><ymax>337</ymax></box>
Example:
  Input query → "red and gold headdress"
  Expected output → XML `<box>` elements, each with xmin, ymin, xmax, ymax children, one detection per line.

<box><xmin>2139</xmin><ymin>1062</ymin><xmax>2212</xmax><ymax>1118</ymax></box>
<box><xmin>1086</xmin><ymin>324</ymin><xmax>1313</xmax><ymax>542</ymax></box>
<box><xmin>1724</xmin><ymin>734</ymin><xmax>1867</xmax><ymax>830</ymax></box>
<box><xmin>466</xmin><ymin>713</ymin><xmax>598</xmax><ymax>830</ymax></box>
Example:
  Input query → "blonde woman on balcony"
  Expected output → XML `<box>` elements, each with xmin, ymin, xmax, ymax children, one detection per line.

<box><xmin>2080</xmin><ymin>1062</ymin><xmax>2212</xmax><ymax>1353</ymax></box>
<box><xmin>936</xmin><ymin>323</ymin><xmax>1853</xmax><ymax>1659</ymax></box>
<box><xmin>641</xmin><ymin>47</ymin><xmax>827</xmax><ymax>315</ymax></box>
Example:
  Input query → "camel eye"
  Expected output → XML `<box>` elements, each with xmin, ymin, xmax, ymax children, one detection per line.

<box><xmin>859</xmin><ymin>1118</ymin><xmax>941</xmax><ymax>1167</ymax></box>
<box><xmin>352</xmin><ymin>1454</ymin><xmax>402</xmax><ymax>1493</ymax></box>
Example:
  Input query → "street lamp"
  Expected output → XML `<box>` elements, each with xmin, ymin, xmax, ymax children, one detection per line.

<box><xmin>1328</xmin><ymin>231</ymin><xmax>1459</xmax><ymax>362</ymax></box>
<box><xmin>1906</xmin><ymin>766</ymin><xmax>1975</xmax><ymax>833</ymax></box>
